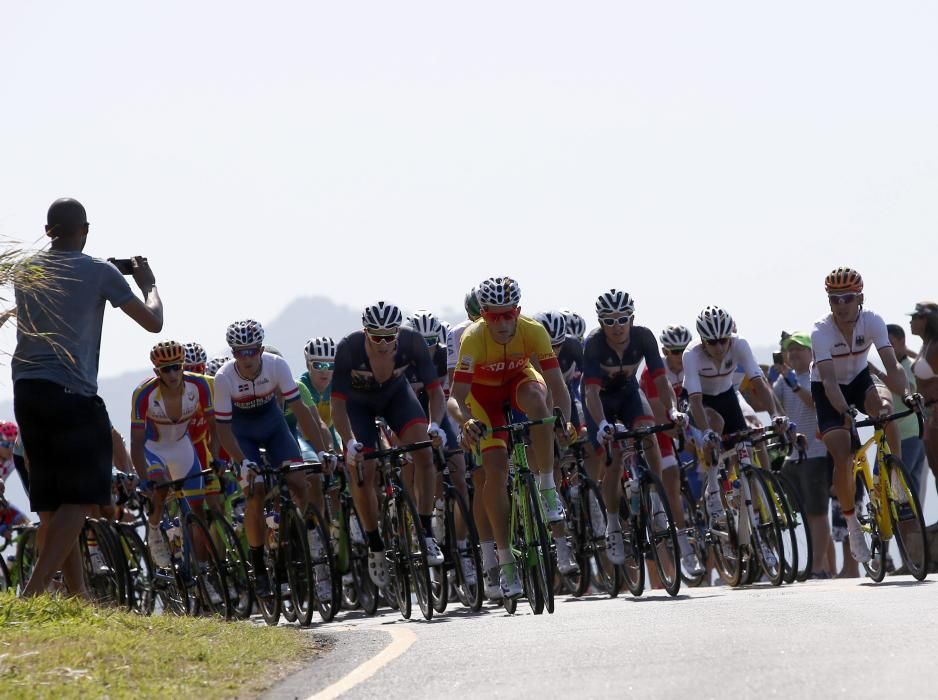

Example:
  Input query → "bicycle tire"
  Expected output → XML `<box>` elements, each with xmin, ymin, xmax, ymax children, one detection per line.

<box><xmin>679</xmin><ymin>487</ymin><xmax>707</xmax><ymax>588</ymax></box>
<box><xmin>884</xmin><ymin>455</ymin><xmax>930</xmax><ymax>580</ymax></box>
<box><xmin>281</xmin><ymin>507</ymin><xmax>315</xmax><ymax>626</ymax></box>
<box><xmin>583</xmin><ymin>481</ymin><xmax>622</xmax><ymax>598</ymax></box>
<box><xmin>307</xmin><ymin>503</ymin><xmax>341</xmax><ymax>622</ymax></box>
<box><xmin>447</xmin><ymin>488</ymin><xmax>484</xmax><ymax>612</ymax></box>
<box><xmin>766</xmin><ymin>471</ymin><xmax>800</xmax><ymax>584</ymax></box>
<box><xmin>745</xmin><ymin>468</ymin><xmax>784</xmax><ymax>586</ymax></box>
<box><xmin>79</xmin><ymin>519</ymin><xmax>125</xmax><ymax>607</ymax></box>
<box><xmin>348</xmin><ymin>507</ymin><xmax>379</xmax><ymax>615</ymax></box>
<box><xmin>151</xmin><ymin>524</ymin><xmax>188</xmax><ymax>617</ymax></box>
<box><xmin>397</xmin><ymin>487</ymin><xmax>434</xmax><ymax>620</ymax></box>
<box><xmin>557</xmin><ymin>486</ymin><xmax>586</xmax><ymax>597</ymax></box>
<box><xmin>772</xmin><ymin>470</ymin><xmax>812</xmax><ymax>583</ymax></box>
<box><xmin>642</xmin><ymin>471</ymin><xmax>681</xmax><ymax>597</ymax></box>
<box><xmin>116</xmin><ymin>522</ymin><xmax>155</xmax><ymax>616</ymax></box>
<box><xmin>855</xmin><ymin>471</ymin><xmax>887</xmax><ymax>582</ymax></box>
<box><xmin>185</xmin><ymin>513</ymin><xmax>232</xmax><ymax>619</ymax></box>
<box><xmin>619</xmin><ymin>495</ymin><xmax>645</xmax><ymax>597</ymax></box>
<box><xmin>382</xmin><ymin>496</ymin><xmax>411</xmax><ymax>619</ymax></box>
<box><xmin>206</xmin><ymin>510</ymin><xmax>253</xmax><ymax>620</ymax></box>
<box><xmin>14</xmin><ymin>526</ymin><xmax>38</xmax><ymax>596</ymax></box>
<box><xmin>525</xmin><ymin>472</ymin><xmax>555</xmax><ymax>614</ymax></box>
<box><xmin>0</xmin><ymin>550</ymin><xmax>10</xmax><ymax>592</ymax></box>
<box><xmin>709</xmin><ymin>482</ymin><xmax>742</xmax><ymax>587</ymax></box>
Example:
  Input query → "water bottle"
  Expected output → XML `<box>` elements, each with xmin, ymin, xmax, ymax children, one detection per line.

<box><xmin>266</xmin><ymin>511</ymin><xmax>280</xmax><ymax>550</ymax></box>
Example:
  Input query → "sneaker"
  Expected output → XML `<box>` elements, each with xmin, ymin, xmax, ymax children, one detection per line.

<box><xmin>424</xmin><ymin>537</ymin><xmax>444</xmax><ymax>566</ymax></box>
<box><xmin>605</xmin><ymin>529</ymin><xmax>626</xmax><ymax>565</ymax></box>
<box><xmin>848</xmin><ymin>527</ymin><xmax>872</xmax><ymax>563</ymax></box>
<box><xmin>254</xmin><ymin>571</ymin><xmax>273</xmax><ymax>598</ymax></box>
<box><xmin>499</xmin><ymin>562</ymin><xmax>523</xmax><ymax>598</ymax></box>
<box><xmin>540</xmin><ymin>488</ymin><xmax>565</xmax><ymax>523</ymax></box>
<box><xmin>759</xmin><ymin>541</ymin><xmax>778</xmax><ymax>570</ymax></box>
<box><xmin>483</xmin><ymin>567</ymin><xmax>502</xmax><ymax>600</ymax></box>
<box><xmin>555</xmin><ymin>536</ymin><xmax>579</xmax><ymax>575</ymax></box>
<box><xmin>678</xmin><ymin>535</ymin><xmax>705</xmax><ymax>576</ymax></box>
<box><xmin>148</xmin><ymin>527</ymin><xmax>171</xmax><ymax>568</ymax></box>
<box><xmin>368</xmin><ymin>550</ymin><xmax>390</xmax><ymax>587</ymax></box>
<box><xmin>458</xmin><ymin>551</ymin><xmax>478</xmax><ymax>586</ymax></box>
<box><xmin>588</xmin><ymin>493</ymin><xmax>606</xmax><ymax>535</ymax></box>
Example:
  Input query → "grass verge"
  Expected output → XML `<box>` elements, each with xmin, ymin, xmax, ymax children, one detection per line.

<box><xmin>0</xmin><ymin>592</ymin><xmax>324</xmax><ymax>699</ymax></box>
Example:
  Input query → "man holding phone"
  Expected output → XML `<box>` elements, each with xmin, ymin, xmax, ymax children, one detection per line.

<box><xmin>13</xmin><ymin>198</ymin><xmax>163</xmax><ymax>598</ymax></box>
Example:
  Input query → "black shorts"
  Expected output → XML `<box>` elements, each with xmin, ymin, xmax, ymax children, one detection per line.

<box><xmin>347</xmin><ymin>380</ymin><xmax>428</xmax><ymax>450</ymax></box>
<box><xmin>13</xmin><ymin>379</ymin><xmax>113</xmax><ymax>511</ymax></box>
<box><xmin>584</xmin><ymin>389</ymin><xmax>654</xmax><ymax>449</ymax></box>
<box><xmin>701</xmin><ymin>387</ymin><xmax>748</xmax><ymax>435</ymax></box>
<box><xmin>780</xmin><ymin>456</ymin><xmax>832</xmax><ymax>516</ymax></box>
<box><xmin>810</xmin><ymin>368</ymin><xmax>875</xmax><ymax>434</ymax></box>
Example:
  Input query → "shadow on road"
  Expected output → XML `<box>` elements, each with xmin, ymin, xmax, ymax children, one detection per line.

<box><xmin>859</xmin><ymin>579</ymin><xmax>935</xmax><ymax>589</ymax></box>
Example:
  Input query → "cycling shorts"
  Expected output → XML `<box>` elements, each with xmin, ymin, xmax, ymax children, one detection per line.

<box><xmin>810</xmin><ymin>367</ymin><xmax>876</xmax><ymax>435</ymax></box>
<box><xmin>231</xmin><ymin>407</ymin><xmax>303</xmax><ymax>473</ymax></box>
<box><xmin>347</xmin><ymin>380</ymin><xmax>428</xmax><ymax>450</ymax></box>
<box><xmin>701</xmin><ymin>387</ymin><xmax>747</xmax><ymax>435</ymax></box>
<box><xmin>467</xmin><ymin>366</ymin><xmax>545</xmax><ymax>453</ymax></box>
<box><xmin>584</xmin><ymin>388</ymin><xmax>654</xmax><ymax>450</ymax></box>
<box><xmin>144</xmin><ymin>438</ymin><xmax>205</xmax><ymax>509</ymax></box>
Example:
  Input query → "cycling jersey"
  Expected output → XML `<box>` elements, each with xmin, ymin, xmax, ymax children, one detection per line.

<box><xmin>406</xmin><ymin>343</ymin><xmax>447</xmax><ymax>403</ymax></box>
<box><xmin>446</xmin><ymin>320</ymin><xmax>474</xmax><ymax>372</ymax></box>
<box><xmin>333</xmin><ymin>328</ymin><xmax>439</xmax><ymax>399</ymax></box>
<box><xmin>682</xmin><ymin>338</ymin><xmax>762</xmax><ymax>397</ymax></box>
<box><xmin>131</xmin><ymin>373</ymin><xmax>214</xmax><ymax>442</ymax></box>
<box><xmin>453</xmin><ymin>316</ymin><xmax>559</xmax><ymax>387</ymax></box>
<box><xmin>582</xmin><ymin>325</ymin><xmax>664</xmax><ymax>395</ymax></box>
<box><xmin>809</xmin><ymin>310</ymin><xmax>891</xmax><ymax>384</ymax></box>
<box><xmin>213</xmin><ymin>354</ymin><xmax>301</xmax><ymax>423</ymax></box>
<box><xmin>186</xmin><ymin>372</ymin><xmax>212</xmax><ymax>446</ymax></box>
<box><xmin>639</xmin><ymin>365</ymin><xmax>685</xmax><ymax>403</ymax></box>
<box><xmin>297</xmin><ymin>372</ymin><xmax>341</xmax><ymax>450</ymax></box>
<box><xmin>0</xmin><ymin>456</ymin><xmax>14</xmax><ymax>483</ymax></box>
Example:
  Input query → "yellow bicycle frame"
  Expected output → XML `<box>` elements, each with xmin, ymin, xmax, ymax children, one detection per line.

<box><xmin>851</xmin><ymin>428</ymin><xmax>893</xmax><ymax>541</ymax></box>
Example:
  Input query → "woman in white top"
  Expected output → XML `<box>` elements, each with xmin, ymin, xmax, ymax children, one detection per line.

<box><xmin>909</xmin><ymin>301</ymin><xmax>938</xmax><ymax>498</ymax></box>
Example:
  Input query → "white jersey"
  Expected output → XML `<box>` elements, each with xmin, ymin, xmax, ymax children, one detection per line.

<box><xmin>446</xmin><ymin>320</ymin><xmax>474</xmax><ymax>372</ymax></box>
<box><xmin>809</xmin><ymin>310</ymin><xmax>891</xmax><ymax>384</ymax></box>
<box><xmin>213</xmin><ymin>352</ymin><xmax>300</xmax><ymax>422</ymax></box>
<box><xmin>682</xmin><ymin>337</ymin><xmax>762</xmax><ymax>397</ymax></box>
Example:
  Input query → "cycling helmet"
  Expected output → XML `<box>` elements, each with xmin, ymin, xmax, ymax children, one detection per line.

<box><xmin>204</xmin><ymin>356</ymin><xmax>229</xmax><ymax>377</ymax></box>
<box><xmin>150</xmin><ymin>340</ymin><xmax>185</xmax><ymax>367</ymax></box>
<box><xmin>0</xmin><ymin>422</ymin><xmax>18</xmax><ymax>441</ymax></box>
<box><xmin>563</xmin><ymin>310</ymin><xmax>586</xmax><ymax>341</ymax></box>
<box><xmin>362</xmin><ymin>301</ymin><xmax>403</xmax><ymax>332</ymax></box>
<box><xmin>264</xmin><ymin>345</ymin><xmax>282</xmax><ymax>357</ymax></box>
<box><xmin>659</xmin><ymin>325</ymin><xmax>693</xmax><ymax>351</ymax></box>
<box><xmin>824</xmin><ymin>266</ymin><xmax>863</xmax><ymax>294</ymax></box>
<box><xmin>407</xmin><ymin>309</ymin><xmax>443</xmax><ymax>343</ymax></box>
<box><xmin>534</xmin><ymin>310</ymin><xmax>567</xmax><ymax>345</ymax></box>
<box><xmin>464</xmin><ymin>288</ymin><xmax>482</xmax><ymax>319</ymax></box>
<box><xmin>595</xmin><ymin>289</ymin><xmax>635</xmax><ymax>318</ymax></box>
<box><xmin>696</xmin><ymin>306</ymin><xmax>735</xmax><ymax>341</ymax></box>
<box><xmin>183</xmin><ymin>342</ymin><xmax>207</xmax><ymax>367</ymax></box>
<box><xmin>226</xmin><ymin>319</ymin><xmax>265</xmax><ymax>348</ymax></box>
<box><xmin>438</xmin><ymin>320</ymin><xmax>451</xmax><ymax>346</ymax></box>
<box><xmin>477</xmin><ymin>276</ymin><xmax>521</xmax><ymax>308</ymax></box>
<box><xmin>304</xmin><ymin>336</ymin><xmax>336</xmax><ymax>361</ymax></box>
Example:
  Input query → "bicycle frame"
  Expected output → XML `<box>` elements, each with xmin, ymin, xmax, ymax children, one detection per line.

<box><xmin>852</xmin><ymin>428</ymin><xmax>893</xmax><ymax>541</ymax></box>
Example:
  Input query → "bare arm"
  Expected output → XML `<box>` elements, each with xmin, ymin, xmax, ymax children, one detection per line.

<box><xmin>426</xmin><ymin>383</ymin><xmax>447</xmax><ymax>428</ymax></box>
<box><xmin>584</xmin><ymin>383</ymin><xmax>605</xmax><ymax>427</ymax></box>
<box><xmin>653</xmin><ymin>374</ymin><xmax>676</xmax><ymax>414</ymax></box>
<box><xmin>878</xmin><ymin>346</ymin><xmax>911</xmax><ymax>399</ymax></box>
<box><xmin>215</xmin><ymin>422</ymin><xmax>245</xmax><ymax>464</ymax></box>
<box><xmin>119</xmin><ymin>257</ymin><xmax>163</xmax><ymax>332</ymax></box>
<box><xmin>750</xmin><ymin>377</ymin><xmax>781</xmax><ymax>419</ymax></box>
<box><xmin>542</xmin><ymin>366</ymin><xmax>571</xmax><ymax>422</ymax></box>
<box><xmin>291</xmin><ymin>400</ymin><xmax>327</xmax><ymax>452</ymax></box>
<box><xmin>129</xmin><ymin>427</ymin><xmax>149</xmax><ymax>481</ymax></box>
<box><xmin>331</xmin><ymin>396</ymin><xmax>355</xmax><ymax>446</ymax></box>
<box><xmin>817</xmin><ymin>361</ymin><xmax>850</xmax><ymax>415</ymax></box>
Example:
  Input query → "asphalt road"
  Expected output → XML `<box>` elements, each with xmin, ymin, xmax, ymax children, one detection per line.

<box><xmin>266</xmin><ymin>576</ymin><xmax>938</xmax><ymax>700</ymax></box>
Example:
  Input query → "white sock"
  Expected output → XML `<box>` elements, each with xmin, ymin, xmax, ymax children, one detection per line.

<box><xmin>606</xmin><ymin>513</ymin><xmax>621</xmax><ymax>534</ymax></box>
<box><xmin>497</xmin><ymin>548</ymin><xmax>515</xmax><ymax>565</ymax></box>
<box><xmin>481</xmin><ymin>540</ymin><xmax>498</xmax><ymax>569</ymax></box>
<box><xmin>536</xmin><ymin>472</ymin><xmax>556</xmax><ymax>491</ymax></box>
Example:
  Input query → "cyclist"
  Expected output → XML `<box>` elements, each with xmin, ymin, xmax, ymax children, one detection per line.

<box><xmin>299</xmin><ymin>337</ymin><xmax>342</xmax><ymax>451</ymax></box>
<box><xmin>182</xmin><ymin>342</ymin><xmax>225</xmax><ymax>513</ymax></box>
<box><xmin>446</xmin><ymin>288</ymin><xmax>483</xmax><ymax>387</ymax></box>
<box><xmin>450</xmin><ymin>276</ymin><xmax>576</xmax><ymax>598</ymax></box>
<box><xmin>332</xmin><ymin>302</ymin><xmax>449</xmax><ymax>588</ymax></box>
<box><xmin>130</xmin><ymin>341</ymin><xmax>215</xmax><ymax>570</ymax></box>
<box><xmin>212</xmin><ymin>319</ymin><xmax>330</xmax><ymax>597</ymax></box>
<box><xmin>810</xmin><ymin>268</ymin><xmax>917</xmax><ymax>563</ymax></box>
<box><xmin>683</xmin><ymin>306</ymin><xmax>789</xmax><ymax>566</ymax></box>
<box><xmin>0</xmin><ymin>422</ymin><xmax>19</xmax><ymax>498</ymax></box>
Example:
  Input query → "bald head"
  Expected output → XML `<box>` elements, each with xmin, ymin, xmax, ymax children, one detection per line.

<box><xmin>46</xmin><ymin>198</ymin><xmax>88</xmax><ymax>238</ymax></box>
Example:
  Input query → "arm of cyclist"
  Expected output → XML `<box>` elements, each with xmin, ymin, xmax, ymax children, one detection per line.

<box><xmin>540</xmin><ymin>365</ymin><xmax>573</xmax><ymax>435</ymax></box>
<box><xmin>877</xmin><ymin>346</ymin><xmax>915</xmax><ymax>406</ymax></box>
<box><xmin>290</xmin><ymin>398</ymin><xmax>328</xmax><ymax>453</ymax></box>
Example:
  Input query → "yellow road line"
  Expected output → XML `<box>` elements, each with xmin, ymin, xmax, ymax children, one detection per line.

<box><xmin>305</xmin><ymin>626</ymin><xmax>417</xmax><ymax>700</ymax></box>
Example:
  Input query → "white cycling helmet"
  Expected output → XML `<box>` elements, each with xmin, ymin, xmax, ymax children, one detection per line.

<box><xmin>477</xmin><ymin>276</ymin><xmax>521</xmax><ymax>308</ymax></box>
<box><xmin>595</xmin><ymin>289</ymin><xmax>635</xmax><ymax>318</ymax></box>
<box><xmin>304</xmin><ymin>336</ymin><xmax>336</xmax><ymax>361</ymax></box>
<box><xmin>226</xmin><ymin>319</ymin><xmax>265</xmax><ymax>348</ymax></box>
<box><xmin>562</xmin><ymin>310</ymin><xmax>586</xmax><ymax>341</ymax></box>
<box><xmin>362</xmin><ymin>301</ymin><xmax>403</xmax><ymax>332</ymax></box>
<box><xmin>204</xmin><ymin>356</ymin><xmax>230</xmax><ymax>377</ymax></box>
<box><xmin>534</xmin><ymin>311</ymin><xmax>567</xmax><ymax>345</ymax></box>
<box><xmin>659</xmin><ymin>325</ymin><xmax>693</xmax><ymax>351</ymax></box>
<box><xmin>696</xmin><ymin>306</ymin><xmax>735</xmax><ymax>341</ymax></box>
<box><xmin>438</xmin><ymin>320</ymin><xmax>451</xmax><ymax>346</ymax></box>
<box><xmin>183</xmin><ymin>342</ymin><xmax>207</xmax><ymax>366</ymax></box>
<box><xmin>407</xmin><ymin>309</ymin><xmax>443</xmax><ymax>344</ymax></box>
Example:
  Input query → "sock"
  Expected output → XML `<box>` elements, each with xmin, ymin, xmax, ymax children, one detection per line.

<box><xmin>250</xmin><ymin>546</ymin><xmax>265</xmax><ymax>574</ymax></box>
<box><xmin>497</xmin><ymin>547</ymin><xmax>515</xmax><ymax>565</ymax></box>
<box><xmin>419</xmin><ymin>514</ymin><xmax>433</xmax><ymax>536</ymax></box>
<box><xmin>606</xmin><ymin>512</ymin><xmax>621</xmax><ymax>534</ymax></box>
<box><xmin>536</xmin><ymin>472</ymin><xmax>556</xmax><ymax>491</ymax></box>
<box><xmin>365</xmin><ymin>529</ymin><xmax>384</xmax><ymax>553</ymax></box>
<box><xmin>843</xmin><ymin>509</ymin><xmax>860</xmax><ymax>530</ymax></box>
<box><xmin>480</xmin><ymin>540</ymin><xmax>498</xmax><ymax>570</ymax></box>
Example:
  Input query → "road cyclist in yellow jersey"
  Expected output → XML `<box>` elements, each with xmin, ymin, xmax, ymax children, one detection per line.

<box><xmin>450</xmin><ymin>276</ymin><xmax>577</xmax><ymax>599</ymax></box>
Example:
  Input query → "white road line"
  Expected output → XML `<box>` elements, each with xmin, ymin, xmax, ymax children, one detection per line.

<box><xmin>305</xmin><ymin>626</ymin><xmax>417</xmax><ymax>700</ymax></box>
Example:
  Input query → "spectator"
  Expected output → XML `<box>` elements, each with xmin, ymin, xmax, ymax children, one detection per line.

<box><xmin>12</xmin><ymin>198</ymin><xmax>163</xmax><ymax>598</ymax></box>
<box><xmin>870</xmin><ymin>324</ymin><xmax>926</xmax><ymax>504</ymax></box>
<box><xmin>772</xmin><ymin>331</ymin><xmax>835</xmax><ymax>577</ymax></box>
<box><xmin>908</xmin><ymin>301</ymin><xmax>938</xmax><ymax>504</ymax></box>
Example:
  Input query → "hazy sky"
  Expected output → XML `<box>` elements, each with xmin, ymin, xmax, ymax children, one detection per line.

<box><xmin>2</xmin><ymin>1</ymin><xmax>937</xmax><ymax>402</ymax></box>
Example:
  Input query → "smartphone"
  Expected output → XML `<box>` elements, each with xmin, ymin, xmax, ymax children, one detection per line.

<box><xmin>108</xmin><ymin>257</ymin><xmax>134</xmax><ymax>275</ymax></box>
<box><xmin>772</xmin><ymin>351</ymin><xmax>784</xmax><ymax>365</ymax></box>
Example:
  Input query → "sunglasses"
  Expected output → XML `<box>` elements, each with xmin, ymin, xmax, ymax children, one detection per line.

<box><xmin>158</xmin><ymin>364</ymin><xmax>183</xmax><ymax>374</ymax></box>
<box><xmin>829</xmin><ymin>293</ymin><xmax>859</xmax><ymax>305</ymax></box>
<box><xmin>424</xmin><ymin>337</ymin><xmax>438</xmax><ymax>347</ymax></box>
<box><xmin>310</xmin><ymin>360</ymin><xmax>335</xmax><ymax>370</ymax></box>
<box><xmin>663</xmin><ymin>347</ymin><xmax>687</xmax><ymax>355</ymax></box>
<box><xmin>600</xmin><ymin>316</ymin><xmax>632</xmax><ymax>327</ymax></box>
<box><xmin>233</xmin><ymin>347</ymin><xmax>261</xmax><ymax>358</ymax></box>
<box><xmin>703</xmin><ymin>338</ymin><xmax>730</xmax><ymax>347</ymax></box>
<box><xmin>0</xmin><ymin>440</ymin><xmax>13</xmax><ymax>448</ymax></box>
<box><xmin>367</xmin><ymin>332</ymin><xmax>398</xmax><ymax>344</ymax></box>
<box><xmin>481</xmin><ymin>307</ymin><xmax>520</xmax><ymax>323</ymax></box>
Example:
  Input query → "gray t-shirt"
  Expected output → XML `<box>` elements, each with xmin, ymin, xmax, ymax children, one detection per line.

<box><xmin>12</xmin><ymin>250</ymin><xmax>134</xmax><ymax>396</ymax></box>
<box><xmin>773</xmin><ymin>370</ymin><xmax>827</xmax><ymax>460</ymax></box>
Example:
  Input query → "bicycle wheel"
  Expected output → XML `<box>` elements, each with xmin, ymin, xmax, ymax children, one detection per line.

<box><xmin>583</xmin><ymin>482</ymin><xmax>621</xmax><ymax>598</ymax></box>
<box><xmin>257</xmin><ymin>542</ymin><xmax>282</xmax><ymax>625</ymax></box>
<box><xmin>884</xmin><ymin>456</ymin><xmax>929</xmax><ymax>580</ymax></box>
<box><xmin>307</xmin><ymin>504</ymin><xmax>341</xmax><ymax>622</ymax></box>
<box><xmin>642</xmin><ymin>471</ymin><xmax>681</xmax><ymax>597</ymax></box>
<box><xmin>80</xmin><ymin>519</ymin><xmax>125</xmax><ymax>607</ymax></box>
<box><xmin>618</xmin><ymin>493</ymin><xmax>645</xmax><ymax>597</ymax></box>
<box><xmin>348</xmin><ymin>508</ymin><xmax>379</xmax><ymax>615</ymax></box>
<box><xmin>679</xmin><ymin>487</ymin><xmax>707</xmax><ymax>588</ymax></box>
<box><xmin>745</xmin><ymin>468</ymin><xmax>784</xmax><ymax>586</ymax></box>
<box><xmin>185</xmin><ymin>513</ymin><xmax>232</xmax><ymax>619</ymax></box>
<box><xmin>446</xmin><ymin>488</ymin><xmax>484</xmax><ymax>612</ymax></box>
<box><xmin>382</xmin><ymin>497</ymin><xmax>411</xmax><ymax>619</ymax></box>
<box><xmin>855</xmin><ymin>471</ymin><xmax>887</xmax><ymax>582</ymax></box>
<box><xmin>116</xmin><ymin>522</ymin><xmax>155</xmax><ymax>616</ymax></box>
<box><xmin>0</xmin><ymin>552</ymin><xmax>10</xmax><ymax>592</ymax></box>
<box><xmin>14</xmin><ymin>526</ymin><xmax>38</xmax><ymax>595</ymax></box>
<box><xmin>397</xmin><ymin>488</ymin><xmax>434</xmax><ymax>620</ymax></box>
<box><xmin>524</xmin><ymin>472</ymin><xmax>555</xmax><ymax>614</ymax></box>
<box><xmin>275</xmin><ymin>507</ymin><xmax>312</xmax><ymax>626</ymax></box>
<box><xmin>206</xmin><ymin>510</ymin><xmax>253</xmax><ymax>620</ymax></box>
<box><xmin>772</xmin><ymin>470</ymin><xmax>812</xmax><ymax>583</ymax></box>
<box><xmin>152</xmin><ymin>525</ymin><xmax>187</xmax><ymax>616</ymax></box>
<box><xmin>709</xmin><ymin>483</ymin><xmax>742</xmax><ymax>587</ymax></box>
<box><xmin>754</xmin><ymin>469</ymin><xmax>795</xmax><ymax>584</ymax></box>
